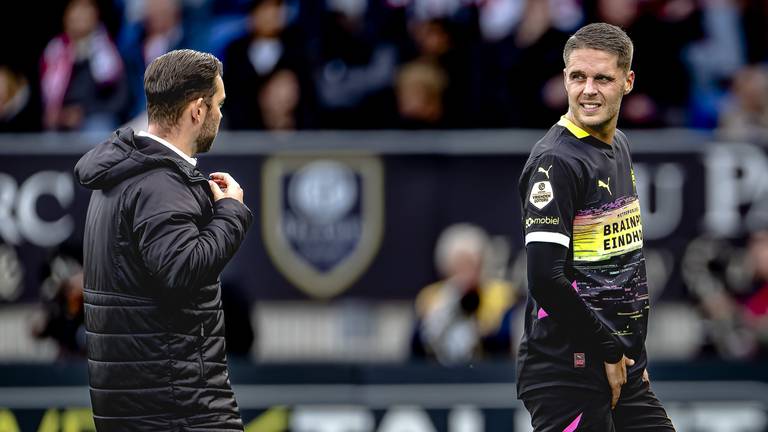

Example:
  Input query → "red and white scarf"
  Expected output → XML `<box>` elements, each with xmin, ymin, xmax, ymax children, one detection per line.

<box><xmin>40</xmin><ymin>26</ymin><xmax>123</xmax><ymax>129</ymax></box>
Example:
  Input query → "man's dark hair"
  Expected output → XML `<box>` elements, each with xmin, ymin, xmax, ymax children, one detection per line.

<box><xmin>563</xmin><ymin>23</ymin><xmax>634</xmax><ymax>72</ymax></box>
<box><xmin>144</xmin><ymin>49</ymin><xmax>223</xmax><ymax>129</ymax></box>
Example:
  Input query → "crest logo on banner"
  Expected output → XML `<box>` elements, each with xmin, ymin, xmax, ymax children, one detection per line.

<box><xmin>262</xmin><ymin>155</ymin><xmax>384</xmax><ymax>298</ymax></box>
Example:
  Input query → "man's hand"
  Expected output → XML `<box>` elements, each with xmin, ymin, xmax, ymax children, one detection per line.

<box><xmin>208</xmin><ymin>172</ymin><xmax>244</xmax><ymax>203</ymax></box>
<box><xmin>642</xmin><ymin>368</ymin><xmax>650</xmax><ymax>384</ymax></box>
<box><xmin>605</xmin><ymin>355</ymin><xmax>635</xmax><ymax>410</ymax></box>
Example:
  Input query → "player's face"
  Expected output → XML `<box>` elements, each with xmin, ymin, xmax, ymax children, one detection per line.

<box><xmin>564</xmin><ymin>48</ymin><xmax>634</xmax><ymax>140</ymax></box>
<box><xmin>195</xmin><ymin>75</ymin><xmax>225</xmax><ymax>154</ymax></box>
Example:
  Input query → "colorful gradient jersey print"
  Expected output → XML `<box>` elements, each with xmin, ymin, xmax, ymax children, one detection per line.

<box><xmin>517</xmin><ymin>116</ymin><xmax>649</xmax><ymax>395</ymax></box>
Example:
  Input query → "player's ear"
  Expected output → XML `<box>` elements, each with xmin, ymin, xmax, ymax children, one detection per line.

<box><xmin>624</xmin><ymin>70</ymin><xmax>635</xmax><ymax>95</ymax></box>
<box><xmin>191</xmin><ymin>97</ymin><xmax>204</xmax><ymax>124</ymax></box>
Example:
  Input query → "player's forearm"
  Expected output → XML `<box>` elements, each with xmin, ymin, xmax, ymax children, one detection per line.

<box><xmin>527</xmin><ymin>242</ymin><xmax>624</xmax><ymax>363</ymax></box>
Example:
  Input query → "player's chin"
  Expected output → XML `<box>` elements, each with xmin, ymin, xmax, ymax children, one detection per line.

<box><xmin>577</xmin><ymin>112</ymin><xmax>608</xmax><ymax>128</ymax></box>
<box><xmin>577</xmin><ymin>105</ymin><xmax>602</xmax><ymax>117</ymax></box>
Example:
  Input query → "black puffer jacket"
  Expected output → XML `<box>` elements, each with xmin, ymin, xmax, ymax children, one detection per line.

<box><xmin>74</xmin><ymin>128</ymin><xmax>252</xmax><ymax>431</ymax></box>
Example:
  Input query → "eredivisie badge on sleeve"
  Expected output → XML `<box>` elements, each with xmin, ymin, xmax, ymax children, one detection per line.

<box><xmin>529</xmin><ymin>180</ymin><xmax>554</xmax><ymax>210</ymax></box>
<box><xmin>262</xmin><ymin>154</ymin><xmax>384</xmax><ymax>298</ymax></box>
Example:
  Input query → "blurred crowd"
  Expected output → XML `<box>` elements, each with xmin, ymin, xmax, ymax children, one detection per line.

<box><xmin>682</xmin><ymin>229</ymin><xmax>768</xmax><ymax>361</ymax></box>
<box><xmin>0</xmin><ymin>0</ymin><xmax>766</xmax><ymax>134</ymax></box>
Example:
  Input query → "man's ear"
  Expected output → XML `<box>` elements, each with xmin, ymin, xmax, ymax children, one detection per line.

<box><xmin>624</xmin><ymin>70</ymin><xmax>635</xmax><ymax>95</ymax></box>
<box><xmin>191</xmin><ymin>97</ymin><xmax>205</xmax><ymax>124</ymax></box>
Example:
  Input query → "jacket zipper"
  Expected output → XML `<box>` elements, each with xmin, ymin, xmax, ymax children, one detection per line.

<box><xmin>198</xmin><ymin>323</ymin><xmax>205</xmax><ymax>383</ymax></box>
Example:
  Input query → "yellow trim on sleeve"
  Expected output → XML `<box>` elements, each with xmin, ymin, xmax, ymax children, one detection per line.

<box><xmin>557</xmin><ymin>116</ymin><xmax>591</xmax><ymax>139</ymax></box>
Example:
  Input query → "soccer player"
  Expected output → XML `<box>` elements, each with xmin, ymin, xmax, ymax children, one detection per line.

<box><xmin>517</xmin><ymin>23</ymin><xmax>676</xmax><ymax>431</ymax></box>
<box><xmin>74</xmin><ymin>50</ymin><xmax>252</xmax><ymax>430</ymax></box>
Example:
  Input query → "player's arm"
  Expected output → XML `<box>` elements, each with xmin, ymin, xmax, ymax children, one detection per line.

<box><xmin>526</xmin><ymin>242</ymin><xmax>624</xmax><ymax>363</ymax></box>
<box><xmin>130</xmin><ymin>171</ymin><xmax>252</xmax><ymax>295</ymax></box>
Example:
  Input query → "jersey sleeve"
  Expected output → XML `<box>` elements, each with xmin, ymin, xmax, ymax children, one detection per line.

<box><xmin>521</xmin><ymin>153</ymin><xmax>580</xmax><ymax>248</ymax></box>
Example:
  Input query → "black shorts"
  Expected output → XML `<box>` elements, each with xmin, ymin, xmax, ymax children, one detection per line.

<box><xmin>520</xmin><ymin>376</ymin><xmax>675</xmax><ymax>432</ymax></box>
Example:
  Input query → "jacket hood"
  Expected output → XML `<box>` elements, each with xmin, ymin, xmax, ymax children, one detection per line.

<box><xmin>74</xmin><ymin>127</ymin><xmax>204</xmax><ymax>190</ymax></box>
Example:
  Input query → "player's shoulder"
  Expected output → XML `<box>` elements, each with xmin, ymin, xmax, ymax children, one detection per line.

<box><xmin>530</xmin><ymin>123</ymin><xmax>586</xmax><ymax>161</ymax></box>
<box><xmin>615</xmin><ymin>128</ymin><xmax>629</xmax><ymax>143</ymax></box>
<box><xmin>613</xmin><ymin>128</ymin><xmax>637</xmax><ymax>158</ymax></box>
<box><xmin>526</xmin><ymin>139</ymin><xmax>583</xmax><ymax>178</ymax></box>
<box><xmin>616</xmin><ymin>127</ymin><xmax>638</xmax><ymax>147</ymax></box>
<box><xmin>521</xmin><ymin>120</ymin><xmax>589</xmax><ymax>186</ymax></box>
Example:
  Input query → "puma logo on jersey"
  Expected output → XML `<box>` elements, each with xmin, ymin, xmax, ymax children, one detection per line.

<box><xmin>538</xmin><ymin>165</ymin><xmax>553</xmax><ymax>179</ymax></box>
<box><xmin>598</xmin><ymin>178</ymin><xmax>612</xmax><ymax>195</ymax></box>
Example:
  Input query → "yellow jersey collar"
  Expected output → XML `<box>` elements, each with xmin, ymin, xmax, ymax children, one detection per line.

<box><xmin>557</xmin><ymin>115</ymin><xmax>591</xmax><ymax>139</ymax></box>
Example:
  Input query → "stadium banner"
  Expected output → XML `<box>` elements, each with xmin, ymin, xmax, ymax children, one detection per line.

<box><xmin>0</xmin><ymin>363</ymin><xmax>766</xmax><ymax>432</ymax></box>
<box><xmin>0</xmin><ymin>132</ymin><xmax>765</xmax><ymax>302</ymax></box>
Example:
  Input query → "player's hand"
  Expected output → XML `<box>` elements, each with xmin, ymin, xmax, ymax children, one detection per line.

<box><xmin>642</xmin><ymin>368</ymin><xmax>650</xmax><ymax>384</ymax></box>
<box><xmin>605</xmin><ymin>355</ymin><xmax>635</xmax><ymax>410</ymax></box>
<box><xmin>208</xmin><ymin>172</ymin><xmax>244</xmax><ymax>203</ymax></box>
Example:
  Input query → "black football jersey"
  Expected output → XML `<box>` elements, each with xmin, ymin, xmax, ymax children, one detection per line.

<box><xmin>516</xmin><ymin>116</ymin><xmax>649</xmax><ymax>395</ymax></box>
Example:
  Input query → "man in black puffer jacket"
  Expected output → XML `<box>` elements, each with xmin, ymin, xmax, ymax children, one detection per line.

<box><xmin>74</xmin><ymin>50</ymin><xmax>251</xmax><ymax>431</ymax></box>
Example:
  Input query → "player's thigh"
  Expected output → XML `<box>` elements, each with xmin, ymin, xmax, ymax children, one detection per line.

<box><xmin>521</xmin><ymin>387</ymin><xmax>615</xmax><ymax>432</ymax></box>
<box><xmin>614</xmin><ymin>378</ymin><xmax>676</xmax><ymax>432</ymax></box>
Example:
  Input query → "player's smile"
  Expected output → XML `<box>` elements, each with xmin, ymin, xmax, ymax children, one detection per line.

<box><xmin>579</xmin><ymin>101</ymin><xmax>602</xmax><ymax>115</ymax></box>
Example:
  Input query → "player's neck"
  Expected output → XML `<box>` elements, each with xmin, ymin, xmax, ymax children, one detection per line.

<box><xmin>146</xmin><ymin>124</ymin><xmax>195</xmax><ymax>158</ymax></box>
<box><xmin>565</xmin><ymin>112</ymin><xmax>616</xmax><ymax>145</ymax></box>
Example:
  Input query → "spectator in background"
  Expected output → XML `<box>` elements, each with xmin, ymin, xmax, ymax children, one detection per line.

<box><xmin>257</xmin><ymin>69</ymin><xmax>302</xmax><ymax>130</ymax></box>
<box><xmin>685</xmin><ymin>0</ymin><xmax>746</xmax><ymax>128</ymax></box>
<box><xmin>718</xmin><ymin>64</ymin><xmax>768</xmax><ymax>144</ymax></box>
<box><xmin>500</xmin><ymin>0</ymin><xmax>578</xmax><ymax>128</ymax></box>
<box><xmin>119</xmin><ymin>0</ymin><xmax>191</xmax><ymax>118</ymax></box>
<box><xmin>30</xmin><ymin>248</ymin><xmax>85</xmax><ymax>359</ymax></box>
<box><xmin>402</xmin><ymin>16</ymin><xmax>474</xmax><ymax>127</ymax></box>
<box><xmin>313</xmin><ymin>0</ymin><xmax>398</xmax><ymax>128</ymax></box>
<box><xmin>223</xmin><ymin>0</ymin><xmax>310</xmax><ymax>129</ymax></box>
<box><xmin>411</xmin><ymin>224</ymin><xmax>519</xmax><ymax>364</ymax></box>
<box><xmin>745</xmin><ymin>229</ymin><xmax>768</xmax><ymax>358</ymax></box>
<box><xmin>394</xmin><ymin>60</ymin><xmax>448</xmax><ymax>128</ymax></box>
<box><xmin>683</xmin><ymin>235</ymin><xmax>759</xmax><ymax>360</ymax></box>
<box><xmin>40</xmin><ymin>0</ymin><xmax>128</xmax><ymax>131</ymax></box>
<box><xmin>0</xmin><ymin>63</ymin><xmax>42</xmax><ymax>132</ymax></box>
<box><xmin>466</xmin><ymin>0</ymin><xmax>580</xmax><ymax>127</ymax></box>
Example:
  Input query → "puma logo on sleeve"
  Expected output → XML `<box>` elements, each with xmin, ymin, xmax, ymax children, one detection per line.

<box><xmin>538</xmin><ymin>165</ymin><xmax>553</xmax><ymax>179</ymax></box>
